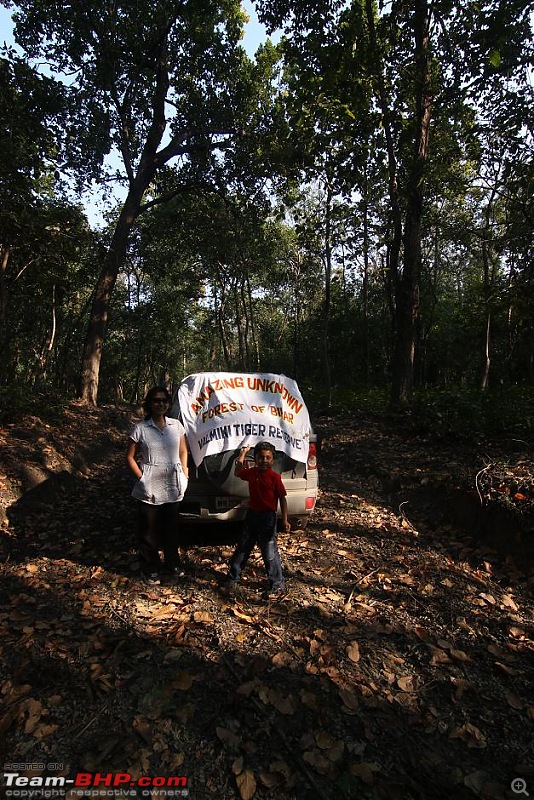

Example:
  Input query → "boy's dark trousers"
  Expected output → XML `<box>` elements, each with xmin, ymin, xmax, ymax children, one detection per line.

<box><xmin>228</xmin><ymin>509</ymin><xmax>285</xmax><ymax>589</ymax></box>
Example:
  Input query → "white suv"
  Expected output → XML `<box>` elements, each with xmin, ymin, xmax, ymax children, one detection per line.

<box><xmin>171</xmin><ymin>372</ymin><xmax>319</xmax><ymax>527</ymax></box>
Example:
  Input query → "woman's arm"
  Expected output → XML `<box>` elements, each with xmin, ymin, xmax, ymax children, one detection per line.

<box><xmin>179</xmin><ymin>434</ymin><xmax>189</xmax><ymax>477</ymax></box>
<box><xmin>126</xmin><ymin>439</ymin><xmax>143</xmax><ymax>480</ymax></box>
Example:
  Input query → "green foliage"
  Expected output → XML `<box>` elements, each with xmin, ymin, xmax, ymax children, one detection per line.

<box><xmin>0</xmin><ymin>198</ymin><xmax>97</xmax><ymax>392</ymax></box>
<box><xmin>0</xmin><ymin>52</ymin><xmax>68</xmax><ymax>201</ymax></box>
<box><xmin>0</xmin><ymin>382</ymin><xmax>68</xmax><ymax>423</ymax></box>
<box><xmin>311</xmin><ymin>386</ymin><xmax>534</xmax><ymax>445</ymax></box>
<box><xmin>313</xmin><ymin>386</ymin><xmax>391</xmax><ymax>416</ymax></box>
<box><xmin>408</xmin><ymin>388</ymin><xmax>534</xmax><ymax>442</ymax></box>
<box><xmin>1</xmin><ymin>0</ymin><xmax>532</xmax><ymax>409</ymax></box>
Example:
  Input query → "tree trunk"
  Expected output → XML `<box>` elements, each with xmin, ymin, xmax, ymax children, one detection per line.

<box><xmin>78</xmin><ymin>200</ymin><xmax>139</xmax><ymax>404</ymax></box>
<box><xmin>0</xmin><ymin>246</ymin><xmax>9</xmax><ymax>328</ymax></box>
<box><xmin>214</xmin><ymin>283</ymin><xmax>231</xmax><ymax>368</ymax></box>
<box><xmin>78</xmin><ymin>41</ymin><xmax>170</xmax><ymax>405</ymax></box>
<box><xmin>321</xmin><ymin>183</ymin><xmax>333</xmax><ymax>409</ymax></box>
<box><xmin>479</xmin><ymin>188</ymin><xmax>497</xmax><ymax>391</ymax></box>
<box><xmin>391</xmin><ymin>0</ymin><xmax>433</xmax><ymax>407</ymax></box>
<box><xmin>244</xmin><ymin>272</ymin><xmax>260</xmax><ymax>371</ymax></box>
<box><xmin>361</xmin><ymin>178</ymin><xmax>370</xmax><ymax>388</ymax></box>
<box><xmin>291</xmin><ymin>251</ymin><xmax>302</xmax><ymax>380</ymax></box>
<box><xmin>481</xmin><ymin>309</ymin><xmax>491</xmax><ymax>391</ymax></box>
<box><xmin>78</xmin><ymin>144</ymin><xmax>161</xmax><ymax>404</ymax></box>
<box><xmin>35</xmin><ymin>283</ymin><xmax>57</xmax><ymax>383</ymax></box>
<box><xmin>364</xmin><ymin>0</ymin><xmax>403</xmax><ymax>391</ymax></box>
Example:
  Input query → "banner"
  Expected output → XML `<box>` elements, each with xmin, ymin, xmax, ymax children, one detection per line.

<box><xmin>174</xmin><ymin>372</ymin><xmax>311</xmax><ymax>467</ymax></box>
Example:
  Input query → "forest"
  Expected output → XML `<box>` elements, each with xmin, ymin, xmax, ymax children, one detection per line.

<box><xmin>1</xmin><ymin>4</ymin><xmax>534</xmax><ymax>797</ymax></box>
<box><xmin>0</xmin><ymin>0</ymin><xmax>532</xmax><ymax>414</ymax></box>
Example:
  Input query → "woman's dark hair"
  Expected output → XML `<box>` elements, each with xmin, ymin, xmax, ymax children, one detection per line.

<box><xmin>143</xmin><ymin>385</ymin><xmax>171</xmax><ymax>419</ymax></box>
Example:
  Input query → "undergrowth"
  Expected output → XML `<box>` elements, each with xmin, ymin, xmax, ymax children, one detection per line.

<box><xmin>323</xmin><ymin>386</ymin><xmax>534</xmax><ymax>445</ymax></box>
<box><xmin>0</xmin><ymin>384</ymin><xmax>69</xmax><ymax>424</ymax></box>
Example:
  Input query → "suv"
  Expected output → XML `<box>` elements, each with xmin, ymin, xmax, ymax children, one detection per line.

<box><xmin>171</xmin><ymin>372</ymin><xmax>319</xmax><ymax>528</ymax></box>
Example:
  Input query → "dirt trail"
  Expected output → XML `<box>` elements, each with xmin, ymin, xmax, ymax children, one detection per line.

<box><xmin>1</xmin><ymin>407</ymin><xmax>533</xmax><ymax>800</ymax></box>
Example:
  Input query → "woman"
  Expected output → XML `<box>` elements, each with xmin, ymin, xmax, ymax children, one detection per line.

<box><xmin>126</xmin><ymin>386</ymin><xmax>189</xmax><ymax>579</ymax></box>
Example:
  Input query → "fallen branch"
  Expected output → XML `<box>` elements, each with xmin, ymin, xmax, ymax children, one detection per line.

<box><xmin>398</xmin><ymin>500</ymin><xmax>417</xmax><ymax>532</ymax></box>
<box><xmin>69</xmin><ymin>704</ymin><xmax>109</xmax><ymax>743</ymax></box>
<box><xmin>475</xmin><ymin>465</ymin><xmax>491</xmax><ymax>506</ymax></box>
<box><xmin>344</xmin><ymin>568</ymin><xmax>380</xmax><ymax>608</ymax></box>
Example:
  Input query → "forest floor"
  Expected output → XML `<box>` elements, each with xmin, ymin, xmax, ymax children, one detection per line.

<box><xmin>0</xmin><ymin>404</ymin><xmax>533</xmax><ymax>800</ymax></box>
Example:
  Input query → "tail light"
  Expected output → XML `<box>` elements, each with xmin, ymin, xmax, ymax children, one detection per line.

<box><xmin>307</xmin><ymin>442</ymin><xmax>317</xmax><ymax>470</ymax></box>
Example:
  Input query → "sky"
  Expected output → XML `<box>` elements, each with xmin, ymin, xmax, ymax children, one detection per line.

<box><xmin>0</xmin><ymin>0</ymin><xmax>279</xmax><ymax>227</ymax></box>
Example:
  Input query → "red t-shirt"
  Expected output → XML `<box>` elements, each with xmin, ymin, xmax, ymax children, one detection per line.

<box><xmin>238</xmin><ymin>466</ymin><xmax>286</xmax><ymax>513</ymax></box>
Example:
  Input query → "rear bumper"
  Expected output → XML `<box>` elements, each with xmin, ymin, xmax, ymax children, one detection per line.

<box><xmin>179</xmin><ymin>492</ymin><xmax>317</xmax><ymax>524</ymax></box>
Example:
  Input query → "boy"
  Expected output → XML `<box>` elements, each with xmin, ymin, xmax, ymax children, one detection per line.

<box><xmin>223</xmin><ymin>441</ymin><xmax>290</xmax><ymax>597</ymax></box>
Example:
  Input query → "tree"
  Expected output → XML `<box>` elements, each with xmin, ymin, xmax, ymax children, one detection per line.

<box><xmin>0</xmin><ymin>50</ymin><xmax>68</xmax><ymax>330</ymax></box>
<box><xmin>0</xmin><ymin>50</ymin><xmax>97</xmax><ymax>390</ymax></box>
<box><xmin>257</xmin><ymin>0</ymin><xmax>533</xmax><ymax>405</ymax></box>
<box><xmin>7</xmin><ymin>0</ymin><xmax>276</xmax><ymax>403</ymax></box>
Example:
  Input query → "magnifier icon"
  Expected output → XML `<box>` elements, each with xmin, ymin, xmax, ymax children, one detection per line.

<box><xmin>512</xmin><ymin>778</ymin><xmax>529</xmax><ymax>796</ymax></box>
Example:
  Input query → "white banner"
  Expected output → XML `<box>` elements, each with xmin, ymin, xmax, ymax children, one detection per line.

<box><xmin>174</xmin><ymin>372</ymin><xmax>311</xmax><ymax>467</ymax></box>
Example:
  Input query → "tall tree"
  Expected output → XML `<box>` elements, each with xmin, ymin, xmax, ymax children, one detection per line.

<box><xmin>257</xmin><ymin>0</ymin><xmax>533</xmax><ymax>404</ymax></box>
<box><xmin>0</xmin><ymin>51</ymin><xmax>67</xmax><ymax>330</ymax></box>
<box><xmin>7</xmin><ymin>0</ymin><xmax>270</xmax><ymax>403</ymax></box>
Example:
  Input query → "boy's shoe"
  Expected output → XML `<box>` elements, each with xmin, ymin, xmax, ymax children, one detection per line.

<box><xmin>220</xmin><ymin>578</ymin><xmax>238</xmax><ymax>595</ymax></box>
<box><xmin>143</xmin><ymin>572</ymin><xmax>161</xmax><ymax>585</ymax></box>
<box><xmin>164</xmin><ymin>565</ymin><xmax>185</xmax><ymax>578</ymax></box>
<box><xmin>262</xmin><ymin>585</ymin><xmax>287</xmax><ymax>600</ymax></box>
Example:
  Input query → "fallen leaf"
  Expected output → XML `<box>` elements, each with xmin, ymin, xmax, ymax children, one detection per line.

<box><xmin>494</xmin><ymin>661</ymin><xmax>520</xmax><ymax>677</ymax></box>
<box><xmin>172</xmin><ymin>672</ymin><xmax>195</xmax><ymax>691</ymax></box>
<box><xmin>347</xmin><ymin>641</ymin><xmax>360</xmax><ymax>663</ymax></box>
<box><xmin>300</xmin><ymin>690</ymin><xmax>319</xmax><ymax>710</ymax></box>
<box><xmin>34</xmin><ymin>722</ymin><xmax>59</xmax><ymax>738</ymax></box>
<box><xmin>397</xmin><ymin>675</ymin><xmax>415</xmax><ymax>693</ymax></box>
<box><xmin>505</xmin><ymin>691</ymin><xmax>524</xmax><ymax>710</ymax></box>
<box><xmin>450</xmin><ymin>649</ymin><xmax>473</xmax><ymax>664</ymax></box>
<box><xmin>216</xmin><ymin>727</ymin><xmax>241</xmax><ymax>749</ymax></box>
<box><xmin>193</xmin><ymin>610</ymin><xmax>213</xmax><ymax>624</ymax></box>
<box><xmin>508</xmin><ymin>626</ymin><xmax>526</xmax><ymax>639</ymax></box>
<box><xmin>21</xmin><ymin>698</ymin><xmax>44</xmax><ymax>734</ymax></box>
<box><xmin>259</xmin><ymin>770</ymin><xmax>284</xmax><ymax>789</ymax></box>
<box><xmin>326</xmin><ymin>740</ymin><xmax>345</xmax><ymax>762</ymax></box>
<box><xmin>232</xmin><ymin>756</ymin><xmax>244</xmax><ymax>775</ymax></box>
<box><xmin>303</xmin><ymin>750</ymin><xmax>331</xmax><ymax>775</ymax></box>
<box><xmin>449</xmin><ymin>722</ymin><xmax>487</xmax><ymax>748</ymax></box>
<box><xmin>339</xmin><ymin>689</ymin><xmax>359</xmax><ymax>712</ymax></box>
<box><xmin>267</xmin><ymin>688</ymin><xmax>296</xmax><ymax>715</ymax></box>
<box><xmin>272</xmin><ymin>652</ymin><xmax>295</xmax><ymax>669</ymax></box>
<box><xmin>427</xmin><ymin>645</ymin><xmax>452</xmax><ymax>665</ymax></box>
<box><xmin>501</xmin><ymin>595</ymin><xmax>519</xmax><ymax>611</ymax></box>
<box><xmin>349</xmin><ymin>763</ymin><xmax>377</xmax><ymax>783</ymax></box>
<box><xmin>315</xmin><ymin>730</ymin><xmax>336</xmax><ymax>750</ymax></box>
<box><xmin>236</xmin><ymin>769</ymin><xmax>256</xmax><ymax>800</ymax></box>
<box><xmin>133</xmin><ymin>716</ymin><xmax>153</xmax><ymax>745</ymax></box>
<box><xmin>232</xmin><ymin>608</ymin><xmax>258</xmax><ymax>624</ymax></box>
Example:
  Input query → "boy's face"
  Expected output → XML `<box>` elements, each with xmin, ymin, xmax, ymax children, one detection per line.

<box><xmin>255</xmin><ymin>448</ymin><xmax>274</xmax><ymax>471</ymax></box>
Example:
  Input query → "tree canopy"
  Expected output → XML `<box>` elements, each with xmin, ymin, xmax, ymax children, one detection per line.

<box><xmin>0</xmin><ymin>0</ymin><xmax>532</xmax><ymax>407</ymax></box>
